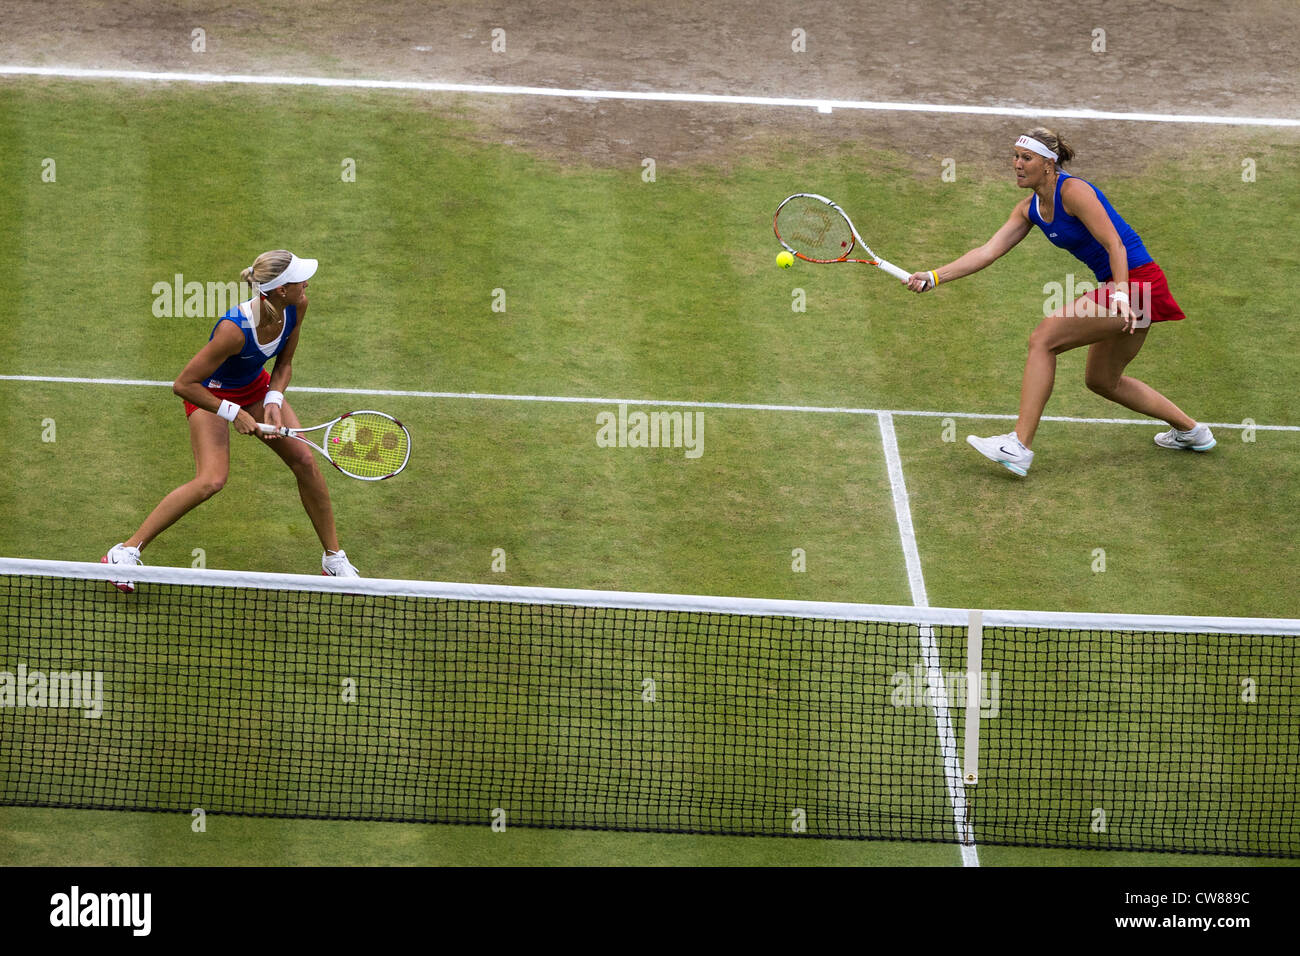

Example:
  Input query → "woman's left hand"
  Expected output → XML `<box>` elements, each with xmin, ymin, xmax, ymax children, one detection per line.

<box><xmin>1111</xmin><ymin>289</ymin><xmax>1138</xmax><ymax>333</ymax></box>
<box><xmin>263</xmin><ymin>402</ymin><xmax>284</xmax><ymax>437</ymax></box>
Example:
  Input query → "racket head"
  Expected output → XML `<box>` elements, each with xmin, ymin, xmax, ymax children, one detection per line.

<box><xmin>323</xmin><ymin>410</ymin><xmax>411</xmax><ymax>480</ymax></box>
<box><xmin>773</xmin><ymin>193</ymin><xmax>879</xmax><ymax>264</ymax></box>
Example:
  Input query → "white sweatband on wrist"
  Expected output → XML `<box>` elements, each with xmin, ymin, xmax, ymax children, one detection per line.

<box><xmin>264</xmin><ymin>390</ymin><xmax>284</xmax><ymax>408</ymax></box>
<box><xmin>1111</xmin><ymin>291</ymin><xmax>1130</xmax><ymax>303</ymax></box>
<box><xmin>217</xmin><ymin>400</ymin><xmax>240</xmax><ymax>422</ymax></box>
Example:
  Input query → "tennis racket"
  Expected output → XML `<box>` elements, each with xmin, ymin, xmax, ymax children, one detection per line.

<box><xmin>773</xmin><ymin>193</ymin><xmax>928</xmax><ymax>286</ymax></box>
<box><xmin>257</xmin><ymin>410</ymin><xmax>411</xmax><ymax>481</ymax></box>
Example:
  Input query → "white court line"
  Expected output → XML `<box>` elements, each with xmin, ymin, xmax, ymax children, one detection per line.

<box><xmin>878</xmin><ymin>412</ymin><xmax>978</xmax><ymax>867</ymax></box>
<box><xmin>877</xmin><ymin>413</ymin><xmax>929</xmax><ymax>607</ymax></box>
<box><xmin>2</xmin><ymin>375</ymin><xmax>1294</xmax><ymax>432</ymax></box>
<box><xmin>2</xmin><ymin>65</ymin><xmax>1298</xmax><ymax>127</ymax></box>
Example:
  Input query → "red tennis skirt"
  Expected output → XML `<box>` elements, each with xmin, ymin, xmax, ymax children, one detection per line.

<box><xmin>1084</xmin><ymin>261</ymin><xmax>1185</xmax><ymax>323</ymax></box>
<box><xmin>184</xmin><ymin>369</ymin><xmax>271</xmax><ymax>418</ymax></box>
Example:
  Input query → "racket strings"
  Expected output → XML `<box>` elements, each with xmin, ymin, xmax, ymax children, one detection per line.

<box><xmin>776</xmin><ymin>199</ymin><xmax>855</xmax><ymax>260</ymax></box>
<box><xmin>326</xmin><ymin>413</ymin><xmax>410</xmax><ymax>479</ymax></box>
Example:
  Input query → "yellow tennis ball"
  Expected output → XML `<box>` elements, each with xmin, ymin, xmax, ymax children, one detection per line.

<box><xmin>776</xmin><ymin>251</ymin><xmax>794</xmax><ymax>268</ymax></box>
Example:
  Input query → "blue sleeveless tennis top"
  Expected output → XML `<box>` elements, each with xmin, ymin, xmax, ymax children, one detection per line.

<box><xmin>1027</xmin><ymin>171</ymin><xmax>1151</xmax><ymax>281</ymax></box>
<box><xmin>203</xmin><ymin>302</ymin><xmax>298</xmax><ymax>389</ymax></box>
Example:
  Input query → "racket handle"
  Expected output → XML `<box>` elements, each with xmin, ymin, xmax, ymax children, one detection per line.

<box><xmin>875</xmin><ymin>259</ymin><xmax>913</xmax><ymax>282</ymax></box>
<box><xmin>256</xmin><ymin>423</ymin><xmax>291</xmax><ymax>437</ymax></box>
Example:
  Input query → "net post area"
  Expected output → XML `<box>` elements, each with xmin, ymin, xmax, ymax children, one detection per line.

<box><xmin>1</xmin><ymin>558</ymin><xmax>1297</xmax><ymax>857</ymax></box>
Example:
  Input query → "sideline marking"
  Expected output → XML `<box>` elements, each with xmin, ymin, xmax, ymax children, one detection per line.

<box><xmin>879</xmin><ymin>412</ymin><xmax>979</xmax><ymax>867</ymax></box>
<box><xmin>2</xmin><ymin>66</ymin><xmax>1298</xmax><ymax>127</ymax></box>
<box><xmin>2</xmin><ymin>375</ymin><xmax>1293</xmax><ymax>432</ymax></box>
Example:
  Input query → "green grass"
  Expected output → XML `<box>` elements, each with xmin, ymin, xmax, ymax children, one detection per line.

<box><xmin>902</xmin><ymin>416</ymin><xmax>1300</xmax><ymax>616</ymax></box>
<box><xmin>4</xmin><ymin>807</ymin><xmax>1292</xmax><ymax>867</ymax></box>
<box><xmin>1</xmin><ymin>79</ymin><xmax>1298</xmax><ymax>866</ymax></box>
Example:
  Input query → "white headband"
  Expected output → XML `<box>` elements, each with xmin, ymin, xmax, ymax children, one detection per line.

<box><xmin>1015</xmin><ymin>135</ymin><xmax>1058</xmax><ymax>162</ymax></box>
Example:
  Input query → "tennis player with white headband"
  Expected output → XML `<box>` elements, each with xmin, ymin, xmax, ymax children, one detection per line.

<box><xmin>906</xmin><ymin>127</ymin><xmax>1214</xmax><ymax>477</ymax></box>
<box><xmin>103</xmin><ymin>249</ymin><xmax>360</xmax><ymax>588</ymax></box>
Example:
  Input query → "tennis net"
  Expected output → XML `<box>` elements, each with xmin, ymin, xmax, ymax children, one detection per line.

<box><xmin>1</xmin><ymin>558</ymin><xmax>1296</xmax><ymax>857</ymax></box>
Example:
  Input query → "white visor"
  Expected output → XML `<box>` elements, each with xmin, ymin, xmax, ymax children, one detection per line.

<box><xmin>256</xmin><ymin>253</ymin><xmax>318</xmax><ymax>293</ymax></box>
<box><xmin>1015</xmin><ymin>135</ymin><xmax>1058</xmax><ymax>162</ymax></box>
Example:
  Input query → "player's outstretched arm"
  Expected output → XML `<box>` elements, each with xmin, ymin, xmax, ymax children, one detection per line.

<box><xmin>906</xmin><ymin>200</ymin><xmax>1033</xmax><ymax>292</ymax></box>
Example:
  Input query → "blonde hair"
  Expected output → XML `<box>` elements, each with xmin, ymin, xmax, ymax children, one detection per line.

<box><xmin>240</xmin><ymin>250</ymin><xmax>292</xmax><ymax>324</ymax></box>
<box><xmin>1023</xmin><ymin>127</ymin><xmax>1075</xmax><ymax>166</ymax></box>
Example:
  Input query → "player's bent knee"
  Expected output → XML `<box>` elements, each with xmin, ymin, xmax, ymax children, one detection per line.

<box><xmin>1028</xmin><ymin>323</ymin><xmax>1055</xmax><ymax>352</ymax></box>
<box><xmin>286</xmin><ymin>448</ymin><xmax>319</xmax><ymax>476</ymax></box>
<box><xmin>196</xmin><ymin>475</ymin><xmax>227</xmax><ymax>500</ymax></box>
<box><xmin>1085</xmin><ymin>373</ymin><xmax>1119</xmax><ymax>397</ymax></box>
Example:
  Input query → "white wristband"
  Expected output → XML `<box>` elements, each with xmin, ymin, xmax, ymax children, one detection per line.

<box><xmin>264</xmin><ymin>390</ymin><xmax>284</xmax><ymax>408</ymax></box>
<box><xmin>217</xmin><ymin>399</ymin><xmax>240</xmax><ymax>422</ymax></box>
<box><xmin>1111</xmin><ymin>290</ymin><xmax>1130</xmax><ymax>303</ymax></box>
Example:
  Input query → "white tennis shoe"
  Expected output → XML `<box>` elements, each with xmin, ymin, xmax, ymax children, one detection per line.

<box><xmin>101</xmin><ymin>542</ymin><xmax>142</xmax><ymax>592</ymax></box>
<box><xmin>966</xmin><ymin>432</ymin><xmax>1034</xmax><ymax>477</ymax></box>
<box><xmin>322</xmin><ymin>549</ymin><xmax>360</xmax><ymax>577</ymax></box>
<box><xmin>1154</xmin><ymin>422</ymin><xmax>1216</xmax><ymax>451</ymax></box>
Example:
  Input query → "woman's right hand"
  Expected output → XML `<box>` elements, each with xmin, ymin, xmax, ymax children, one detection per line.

<box><xmin>234</xmin><ymin>409</ymin><xmax>261</xmax><ymax>436</ymax></box>
<box><xmin>906</xmin><ymin>271</ymin><xmax>935</xmax><ymax>293</ymax></box>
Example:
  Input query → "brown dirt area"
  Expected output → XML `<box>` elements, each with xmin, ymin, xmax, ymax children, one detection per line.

<box><xmin>2</xmin><ymin>0</ymin><xmax>1297</xmax><ymax>175</ymax></box>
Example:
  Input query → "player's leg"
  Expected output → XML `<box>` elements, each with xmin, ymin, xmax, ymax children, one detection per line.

<box><xmin>1084</xmin><ymin>331</ymin><xmax>1194</xmax><ymax>428</ymax></box>
<box><xmin>968</xmin><ymin>294</ymin><xmax>1130</xmax><ymax>476</ymax></box>
<box><xmin>124</xmin><ymin>410</ymin><xmax>232</xmax><ymax>550</ymax></box>
<box><xmin>1014</xmin><ymin>293</ymin><xmax>1129</xmax><ymax>447</ymax></box>
<box><xmin>251</xmin><ymin>399</ymin><xmax>347</xmax><ymax>560</ymax></box>
<box><xmin>1085</xmin><ymin>333</ymin><xmax>1215</xmax><ymax>450</ymax></box>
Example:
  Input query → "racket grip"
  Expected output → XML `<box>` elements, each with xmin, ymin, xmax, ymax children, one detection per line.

<box><xmin>256</xmin><ymin>423</ymin><xmax>290</xmax><ymax>436</ymax></box>
<box><xmin>876</xmin><ymin>260</ymin><xmax>913</xmax><ymax>282</ymax></box>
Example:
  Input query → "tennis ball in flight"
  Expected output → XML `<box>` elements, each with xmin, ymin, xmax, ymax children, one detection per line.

<box><xmin>776</xmin><ymin>251</ymin><xmax>794</xmax><ymax>269</ymax></box>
